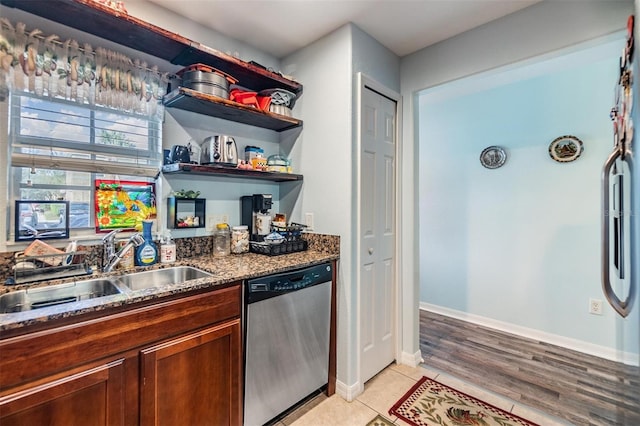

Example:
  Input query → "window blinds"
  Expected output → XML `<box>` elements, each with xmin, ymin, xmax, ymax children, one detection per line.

<box><xmin>9</xmin><ymin>93</ymin><xmax>162</xmax><ymax>178</ymax></box>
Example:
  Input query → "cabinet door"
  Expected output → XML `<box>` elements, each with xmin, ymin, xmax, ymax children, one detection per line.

<box><xmin>140</xmin><ymin>319</ymin><xmax>242</xmax><ymax>426</ymax></box>
<box><xmin>0</xmin><ymin>359</ymin><xmax>125</xmax><ymax>426</ymax></box>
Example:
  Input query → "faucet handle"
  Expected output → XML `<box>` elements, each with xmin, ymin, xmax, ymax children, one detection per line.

<box><xmin>102</xmin><ymin>229</ymin><xmax>120</xmax><ymax>243</ymax></box>
<box><xmin>130</xmin><ymin>233</ymin><xmax>145</xmax><ymax>247</ymax></box>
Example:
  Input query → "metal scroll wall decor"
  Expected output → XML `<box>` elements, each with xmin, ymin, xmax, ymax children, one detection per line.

<box><xmin>610</xmin><ymin>16</ymin><xmax>635</xmax><ymax>156</ymax></box>
<box><xmin>601</xmin><ymin>15</ymin><xmax>636</xmax><ymax>318</ymax></box>
<box><xmin>0</xmin><ymin>18</ymin><xmax>168</xmax><ymax>119</ymax></box>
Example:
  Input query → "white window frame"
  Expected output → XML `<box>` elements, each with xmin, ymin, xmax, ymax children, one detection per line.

<box><xmin>8</xmin><ymin>92</ymin><xmax>161</xmax><ymax>242</ymax></box>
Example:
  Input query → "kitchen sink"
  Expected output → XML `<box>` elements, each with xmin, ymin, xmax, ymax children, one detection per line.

<box><xmin>0</xmin><ymin>279</ymin><xmax>122</xmax><ymax>314</ymax></box>
<box><xmin>111</xmin><ymin>266</ymin><xmax>212</xmax><ymax>291</ymax></box>
<box><xmin>0</xmin><ymin>267</ymin><xmax>213</xmax><ymax>314</ymax></box>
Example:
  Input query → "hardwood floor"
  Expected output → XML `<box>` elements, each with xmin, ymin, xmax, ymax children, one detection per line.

<box><xmin>420</xmin><ymin>310</ymin><xmax>640</xmax><ymax>426</ymax></box>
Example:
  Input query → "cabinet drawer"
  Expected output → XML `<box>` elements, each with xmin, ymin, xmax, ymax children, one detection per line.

<box><xmin>0</xmin><ymin>284</ymin><xmax>240</xmax><ymax>390</ymax></box>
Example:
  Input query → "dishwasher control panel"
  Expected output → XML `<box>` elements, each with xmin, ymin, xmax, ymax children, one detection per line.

<box><xmin>246</xmin><ymin>263</ymin><xmax>333</xmax><ymax>302</ymax></box>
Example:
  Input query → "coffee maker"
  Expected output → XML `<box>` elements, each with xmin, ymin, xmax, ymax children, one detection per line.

<box><xmin>241</xmin><ymin>194</ymin><xmax>273</xmax><ymax>240</ymax></box>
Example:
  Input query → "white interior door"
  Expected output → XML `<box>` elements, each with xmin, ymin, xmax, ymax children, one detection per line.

<box><xmin>360</xmin><ymin>85</ymin><xmax>397</xmax><ymax>384</ymax></box>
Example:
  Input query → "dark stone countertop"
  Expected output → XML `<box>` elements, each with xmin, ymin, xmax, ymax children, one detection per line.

<box><xmin>0</xmin><ymin>250</ymin><xmax>339</xmax><ymax>333</ymax></box>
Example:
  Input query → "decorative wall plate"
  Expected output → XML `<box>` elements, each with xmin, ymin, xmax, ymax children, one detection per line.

<box><xmin>480</xmin><ymin>146</ymin><xmax>507</xmax><ymax>169</ymax></box>
<box><xmin>549</xmin><ymin>135</ymin><xmax>583</xmax><ymax>162</ymax></box>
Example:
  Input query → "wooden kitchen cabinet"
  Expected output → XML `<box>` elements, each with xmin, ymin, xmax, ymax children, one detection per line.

<box><xmin>0</xmin><ymin>359</ymin><xmax>125</xmax><ymax>426</ymax></box>
<box><xmin>140</xmin><ymin>319</ymin><xmax>242</xmax><ymax>426</ymax></box>
<box><xmin>0</xmin><ymin>284</ymin><xmax>242</xmax><ymax>426</ymax></box>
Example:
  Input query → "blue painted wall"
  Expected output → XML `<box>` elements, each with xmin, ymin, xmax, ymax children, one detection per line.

<box><xmin>419</xmin><ymin>36</ymin><xmax>639</xmax><ymax>358</ymax></box>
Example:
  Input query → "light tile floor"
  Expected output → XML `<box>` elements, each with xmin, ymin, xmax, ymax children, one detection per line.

<box><xmin>278</xmin><ymin>363</ymin><xmax>573</xmax><ymax>426</ymax></box>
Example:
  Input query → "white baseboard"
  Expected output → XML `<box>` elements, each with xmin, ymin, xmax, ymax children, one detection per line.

<box><xmin>420</xmin><ymin>302</ymin><xmax>639</xmax><ymax>367</ymax></box>
<box><xmin>398</xmin><ymin>349</ymin><xmax>423</xmax><ymax>367</ymax></box>
<box><xmin>335</xmin><ymin>379</ymin><xmax>364</xmax><ymax>402</ymax></box>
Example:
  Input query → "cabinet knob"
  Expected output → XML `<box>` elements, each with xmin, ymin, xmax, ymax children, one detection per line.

<box><xmin>368</xmin><ymin>248</ymin><xmax>374</xmax><ymax>255</ymax></box>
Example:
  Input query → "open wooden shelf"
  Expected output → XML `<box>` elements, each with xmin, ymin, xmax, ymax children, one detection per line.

<box><xmin>3</xmin><ymin>0</ymin><xmax>307</xmax><ymax>181</ymax></box>
<box><xmin>162</xmin><ymin>163</ymin><xmax>303</xmax><ymax>182</ymax></box>
<box><xmin>164</xmin><ymin>88</ymin><xmax>302</xmax><ymax>132</ymax></box>
<box><xmin>0</xmin><ymin>0</ymin><xmax>303</xmax><ymax>95</ymax></box>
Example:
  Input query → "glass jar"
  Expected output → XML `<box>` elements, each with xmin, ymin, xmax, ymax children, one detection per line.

<box><xmin>213</xmin><ymin>223</ymin><xmax>230</xmax><ymax>257</ymax></box>
<box><xmin>231</xmin><ymin>225</ymin><xmax>249</xmax><ymax>254</ymax></box>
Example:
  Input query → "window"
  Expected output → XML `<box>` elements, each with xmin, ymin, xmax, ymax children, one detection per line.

<box><xmin>9</xmin><ymin>92</ymin><xmax>162</xmax><ymax>235</ymax></box>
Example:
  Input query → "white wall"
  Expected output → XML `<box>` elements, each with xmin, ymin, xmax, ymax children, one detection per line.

<box><xmin>125</xmin><ymin>1</ymin><xmax>279</xmax><ymax>71</ymax></box>
<box><xmin>282</xmin><ymin>24</ymin><xmax>354</xmax><ymax>389</ymax></box>
<box><xmin>161</xmin><ymin>110</ymin><xmax>282</xmax><ymax>235</ymax></box>
<box><xmin>401</xmin><ymin>1</ymin><xmax>632</xmax><ymax>94</ymax></box>
<box><xmin>350</xmin><ymin>25</ymin><xmax>400</xmax><ymax>93</ymax></box>
<box><xmin>401</xmin><ymin>0</ymin><xmax>635</xmax><ymax>360</ymax></box>
<box><xmin>282</xmin><ymin>23</ymin><xmax>401</xmax><ymax>394</ymax></box>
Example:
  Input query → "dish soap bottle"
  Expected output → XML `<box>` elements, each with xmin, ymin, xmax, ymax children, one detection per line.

<box><xmin>135</xmin><ymin>220</ymin><xmax>158</xmax><ymax>266</ymax></box>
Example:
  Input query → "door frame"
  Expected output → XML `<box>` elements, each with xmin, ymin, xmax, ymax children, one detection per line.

<box><xmin>355</xmin><ymin>72</ymin><xmax>403</xmax><ymax>393</ymax></box>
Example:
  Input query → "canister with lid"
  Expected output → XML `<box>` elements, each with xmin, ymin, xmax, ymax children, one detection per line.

<box><xmin>231</xmin><ymin>225</ymin><xmax>249</xmax><ymax>254</ymax></box>
<box><xmin>213</xmin><ymin>223</ymin><xmax>230</xmax><ymax>257</ymax></box>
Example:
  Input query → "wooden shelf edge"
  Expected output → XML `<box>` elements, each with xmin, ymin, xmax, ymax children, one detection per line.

<box><xmin>175</xmin><ymin>44</ymin><xmax>303</xmax><ymax>95</ymax></box>
<box><xmin>0</xmin><ymin>0</ymin><xmax>302</xmax><ymax>95</ymax></box>
<box><xmin>163</xmin><ymin>87</ymin><xmax>303</xmax><ymax>132</ymax></box>
<box><xmin>0</xmin><ymin>0</ymin><xmax>190</xmax><ymax>63</ymax></box>
<box><xmin>162</xmin><ymin>164</ymin><xmax>303</xmax><ymax>182</ymax></box>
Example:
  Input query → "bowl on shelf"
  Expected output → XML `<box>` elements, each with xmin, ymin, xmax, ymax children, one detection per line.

<box><xmin>269</xmin><ymin>104</ymin><xmax>292</xmax><ymax>117</ymax></box>
<box><xmin>264</xmin><ymin>232</ymin><xmax>285</xmax><ymax>245</ymax></box>
<box><xmin>260</xmin><ymin>88</ymin><xmax>297</xmax><ymax>108</ymax></box>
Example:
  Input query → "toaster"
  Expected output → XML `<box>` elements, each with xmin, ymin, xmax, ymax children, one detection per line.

<box><xmin>201</xmin><ymin>135</ymin><xmax>238</xmax><ymax>166</ymax></box>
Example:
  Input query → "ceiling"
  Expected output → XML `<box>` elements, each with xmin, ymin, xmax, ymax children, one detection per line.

<box><xmin>147</xmin><ymin>0</ymin><xmax>541</xmax><ymax>58</ymax></box>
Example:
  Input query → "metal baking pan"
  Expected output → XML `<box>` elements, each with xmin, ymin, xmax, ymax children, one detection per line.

<box><xmin>181</xmin><ymin>81</ymin><xmax>229</xmax><ymax>98</ymax></box>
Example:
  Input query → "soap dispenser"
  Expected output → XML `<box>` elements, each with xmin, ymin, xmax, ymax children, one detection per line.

<box><xmin>160</xmin><ymin>231</ymin><xmax>176</xmax><ymax>264</ymax></box>
<box><xmin>135</xmin><ymin>220</ymin><xmax>158</xmax><ymax>266</ymax></box>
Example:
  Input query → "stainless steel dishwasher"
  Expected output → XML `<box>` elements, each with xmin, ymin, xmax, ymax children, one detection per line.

<box><xmin>243</xmin><ymin>262</ymin><xmax>332</xmax><ymax>426</ymax></box>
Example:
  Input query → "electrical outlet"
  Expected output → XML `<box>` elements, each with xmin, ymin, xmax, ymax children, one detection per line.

<box><xmin>589</xmin><ymin>298</ymin><xmax>603</xmax><ymax>315</ymax></box>
<box><xmin>305</xmin><ymin>212</ymin><xmax>314</xmax><ymax>230</ymax></box>
<box><xmin>208</xmin><ymin>214</ymin><xmax>230</xmax><ymax>230</ymax></box>
<box><xmin>206</xmin><ymin>215</ymin><xmax>216</xmax><ymax>231</ymax></box>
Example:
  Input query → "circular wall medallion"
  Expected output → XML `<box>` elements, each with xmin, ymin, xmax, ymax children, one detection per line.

<box><xmin>549</xmin><ymin>135</ymin><xmax>583</xmax><ymax>162</ymax></box>
<box><xmin>480</xmin><ymin>146</ymin><xmax>507</xmax><ymax>169</ymax></box>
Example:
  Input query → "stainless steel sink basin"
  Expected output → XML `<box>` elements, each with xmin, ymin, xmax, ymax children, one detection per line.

<box><xmin>0</xmin><ymin>279</ymin><xmax>122</xmax><ymax>314</ymax></box>
<box><xmin>0</xmin><ymin>267</ymin><xmax>212</xmax><ymax>314</ymax></box>
<box><xmin>112</xmin><ymin>266</ymin><xmax>212</xmax><ymax>291</ymax></box>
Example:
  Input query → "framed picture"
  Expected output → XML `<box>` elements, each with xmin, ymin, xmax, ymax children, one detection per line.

<box><xmin>95</xmin><ymin>180</ymin><xmax>156</xmax><ymax>232</ymax></box>
<box><xmin>15</xmin><ymin>200</ymin><xmax>70</xmax><ymax>242</ymax></box>
<box><xmin>549</xmin><ymin>135</ymin><xmax>584</xmax><ymax>162</ymax></box>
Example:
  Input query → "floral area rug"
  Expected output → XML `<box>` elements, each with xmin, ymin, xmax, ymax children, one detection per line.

<box><xmin>389</xmin><ymin>376</ymin><xmax>539</xmax><ymax>426</ymax></box>
<box><xmin>366</xmin><ymin>414</ymin><xmax>395</xmax><ymax>426</ymax></box>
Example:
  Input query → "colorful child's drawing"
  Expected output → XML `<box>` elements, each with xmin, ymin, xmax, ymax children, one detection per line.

<box><xmin>95</xmin><ymin>180</ymin><xmax>156</xmax><ymax>232</ymax></box>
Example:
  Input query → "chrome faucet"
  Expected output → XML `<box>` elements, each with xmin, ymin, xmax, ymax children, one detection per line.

<box><xmin>102</xmin><ymin>230</ymin><xmax>145</xmax><ymax>272</ymax></box>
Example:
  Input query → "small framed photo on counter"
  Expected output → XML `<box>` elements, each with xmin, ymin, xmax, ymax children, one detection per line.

<box><xmin>15</xmin><ymin>200</ymin><xmax>69</xmax><ymax>242</ymax></box>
